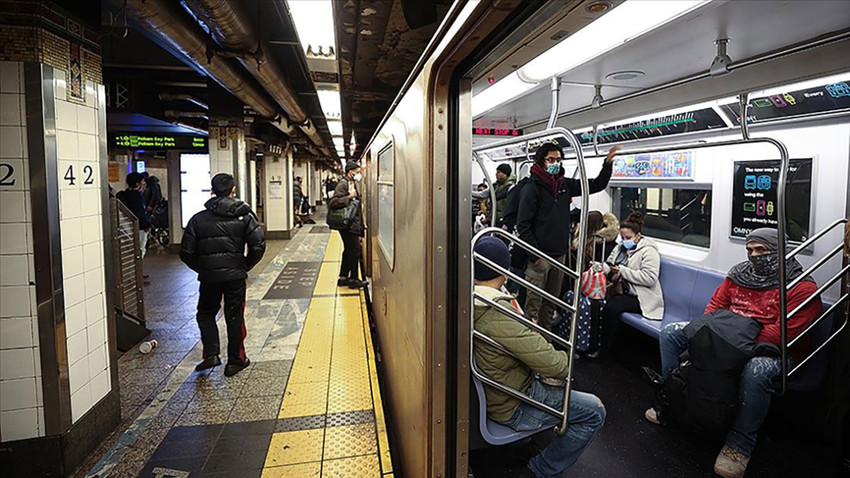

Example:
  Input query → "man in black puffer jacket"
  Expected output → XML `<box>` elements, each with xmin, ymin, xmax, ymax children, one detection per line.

<box><xmin>181</xmin><ymin>173</ymin><xmax>266</xmax><ymax>376</ymax></box>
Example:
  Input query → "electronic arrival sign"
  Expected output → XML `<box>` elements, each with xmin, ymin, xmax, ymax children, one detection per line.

<box><xmin>473</xmin><ymin>127</ymin><xmax>524</xmax><ymax>136</ymax></box>
<box><xmin>109</xmin><ymin>133</ymin><xmax>208</xmax><ymax>151</ymax></box>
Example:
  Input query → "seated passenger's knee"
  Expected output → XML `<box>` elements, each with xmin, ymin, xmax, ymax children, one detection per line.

<box><xmin>742</xmin><ymin>356</ymin><xmax>780</xmax><ymax>386</ymax></box>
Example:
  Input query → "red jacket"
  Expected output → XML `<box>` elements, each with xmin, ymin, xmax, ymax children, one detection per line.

<box><xmin>705</xmin><ymin>278</ymin><xmax>821</xmax><ymax>347</ymax></box>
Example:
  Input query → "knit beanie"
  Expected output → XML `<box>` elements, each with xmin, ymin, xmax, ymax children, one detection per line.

<box><xmin>474</xmin><ymin>236</ymin><xmax>511</xmax><ymax>281</ymax></box>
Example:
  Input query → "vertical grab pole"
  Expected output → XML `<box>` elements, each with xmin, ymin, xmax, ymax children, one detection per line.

<box><xmin>738</xmin><ymin>93</ymin><xmax>750</xmax><ymax>140</ymax></box>
<box><xmin>775</xmin><ymin>139</ymin><xmax>790</xmax><ymax>394</ymax></box>
<box><xmin>546</xmin><ymin>77</ymin><xmax>561</xmax><ymax>129</ymax></box>
<box><xmin>472</xmin><ymin>151</ymin><xmax>498</xmax><ymax>228</ymax></box>
<box><xmin>556</xmin><ymin>127</ymin><xmax>590</xmax><ymax>435</ymax></box>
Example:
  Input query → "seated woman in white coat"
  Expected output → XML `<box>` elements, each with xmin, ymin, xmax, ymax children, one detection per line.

<box><xmin>590</xmin><ymin>211</ymin><xmax>664</xmax><ymax>358</ymax></box>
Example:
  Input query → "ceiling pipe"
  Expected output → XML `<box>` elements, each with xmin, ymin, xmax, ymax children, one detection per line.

<box><xmin>182</xmin><ymin>0</ymin><xmax>331</xmax><ymax>156</ymax></box>
<box><xmin>164</xmin><ymin>110</ymin><xmax>210</xmax><ymax>119</ymax></box>
<box><xmin>158</xmin><ymin>92</ymin><xmax>209</xmax><ymax>109</ymax></box>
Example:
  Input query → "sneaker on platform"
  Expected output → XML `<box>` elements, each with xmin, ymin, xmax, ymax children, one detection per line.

<box><xmin>195</xmin><ymin>355</ymin><xmax>221</xmax><ymax>371</ymax></box>
<box><xmin>224</xmin><ymin>358</ymin><xmax>251</xmax><ymax>377</ymax></box>
<box><xmin>713</xmin><ymin>444</ymin><xmax>750</xmax><ymax>478</ymax></box>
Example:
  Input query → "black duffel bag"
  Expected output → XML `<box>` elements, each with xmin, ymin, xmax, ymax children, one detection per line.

<box><xmin>327</xmin><ymin>199</ymin><xmax>359</xmax><ymax>230</ymax></box>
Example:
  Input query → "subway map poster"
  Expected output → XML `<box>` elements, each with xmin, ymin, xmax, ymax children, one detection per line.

<box><xmin>612</xmin><ymin>151</ymin><xmax>693</xmax><ymax>180</ymax></box>
<box><xmin>730</xmin><ymin>158</ymin><xmax>812</xmax><ymax>242</ymax></box>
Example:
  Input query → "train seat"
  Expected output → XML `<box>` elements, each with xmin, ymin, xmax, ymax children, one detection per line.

<box><xmin>470</xmin><ymin>374</ymin><xmax>548</xmax><ymax>448</ymax></box>
<box><xmin>618</xmin><ymin>258</ymin><xmax>836</xmax><ymax>392</ymax></box>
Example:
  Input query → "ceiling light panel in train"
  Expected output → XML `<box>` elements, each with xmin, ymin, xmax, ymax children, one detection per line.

<box><xmin>288</xmin><ymin>0</ymin><xmax>336</xmax><ymax>57</ymax></box>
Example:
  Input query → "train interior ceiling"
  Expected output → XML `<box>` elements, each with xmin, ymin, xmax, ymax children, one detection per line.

<box><xmin>454</xmin><ymin>0</ymin><xmax>850</xmax><ymax>477</ymax></box>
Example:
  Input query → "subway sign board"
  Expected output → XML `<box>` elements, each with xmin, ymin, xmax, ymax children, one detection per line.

<box><xmin>473</xmin><ymin>127</ymin><xmax>524</xmax><ymax>136</ymax></box>
<box><xmin>109</xmin><ymin>133</ymin><xmax>208</xmax><ymax>150</ymax></box>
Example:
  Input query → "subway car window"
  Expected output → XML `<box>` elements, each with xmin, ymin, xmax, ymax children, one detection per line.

<box><xmin>614</xmin><ymin>187</ymin><xmax>712</xmax><ymax>247</ymax></box>
<box><xmin>377</xmin><ymin>143</ymin><xmax>395</xmax><ymax>267</ymax></box>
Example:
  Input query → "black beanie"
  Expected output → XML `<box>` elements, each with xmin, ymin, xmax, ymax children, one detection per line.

<box><xmin>345</xmin><ymin>161</ymin><xmax>360</xmax><ymax>173</ymax></box>
<box><xmin>496</xmin><ymin>163</ymin><xmax>512</xmax><ymax>176</ymax></box>
<box><xmin>474</xmin><ymin>236</ymin><xmax>511</xmax><ymax>281</ymax></box>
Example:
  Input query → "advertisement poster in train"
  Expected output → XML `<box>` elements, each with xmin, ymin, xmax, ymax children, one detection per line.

<box><xmin>730</xmin><ymin>158</ymin><xmax>812</xmax><ymax>242</ymax></box>
<box><xmin>612</xmin><ymin>151</ymin><xmax>693</xmax><ymax>180</ymax></box>
<box><xmin>723</xmin><ymin>79</ymin><xmax>850</xmax><ymax>123</ymax></box>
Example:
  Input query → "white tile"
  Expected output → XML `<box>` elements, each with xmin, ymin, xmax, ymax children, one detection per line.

<box><xmin>0</xmin><ymin>377</ymin><xmax>37</xmax><ymax>411</ymax></box>
<box><xmin>86</xmin><ymin>323</ymin><xmax>106</xmax><ymax>352</ymax></box>
<box><xmin>66</xmin><ymin>329</ymin><xmax>87</xmax><ymax>366</ymax></box>
<box><xmin>1</xmin><ymin>408</ymin><xmax>39</xmax><ymax>441</ymax></box>
<box><xmin>84</xmin><ymin>81</ymin><xmax>97</xmax><ymax>109</ymax></box>
<box><xmin>0</xmin><ymin>126</ymin><xmax>23</xmax><ymax>159</ymax></box>
<box><xmin>0</xmin><ymin>62</ymin><xmax>21</xmax><ymax>94</ymax></box>
<box><xmin>78</xmin><ymin>108</ymin><xmax>97</xmax><ymax>135</ymax></box>
<box><xmin>0</xmin><ymin>158</ymin><xmax>26</xmax><ymax>191</ymax></box>
<box><xmin>0</xmin><ymin>223</ymin><xmax>29</xmax><ymax>254</ymax></box>
<box><xmin>0</xmin><ymin>93</ymin><xmax>21</xmax><ymax>126</ymax></box>
<box><xmin>85</xmin><ymin>295</ymin><xmax>103</xmax><ymax>327</ymax></box>
<box><xmin>55</xmin><ymin>77</ymin><xmax>67</xmax><ymax>101</ymax></box>
<box><xmin>57</xmin><ymin>160</ymin><xmax>73</xmax><ymax>191</ymax></box>
<box><xmin>62</xmin><ymin>245</ymin><xmax>84</xmax><ymax>278</ymax></box>
<box><xmin>88</xmin><ymin>344</ymin><xmax>107</xmax><ymax>376</ymax></box>
<box><xmin>65</xmin><ymin>300</ymin><xmax>87</xmax><ymax>337</ymax></box>
<box><xmin>36</xmin><ymin>406</ymin><xmax>44</xmax><ymax>436</ymax></box>
<box><xmin>28</xmin><ymin>285</ymin><xmax>36</xmax><ymax>316</ymax></box>
<box><xmin>0</xmin><ymin>191</ymin><xmax>26</xmax><ymax>223</ymax></box>
<box><xmin>59</xmin><ymin>187</ymin><xmax>80</xmax><ymax>220</ymax></box>
<box><xmin>63</xmin><ymin>273</ymin><xmax>85</xmax><ymax>307</ymax></box>
<box><xmin>0</xmin><ymin>255</ymin><xmax>28</xmax><ymax>286</ymax></box>
<box><xmin>83</xmin><ymin>268</ymin><xmax>104</xmax><ymax>300</ymax></box>
<box><xmin>82</xmin><ymin>240</ymin><xmax>103</xmax><ymax>268</ymax></box>
<box><xmin>78</xmin><ymin>134</ymin><xmax>97</xmax><ymax>162</ymax></box>
<box><xmin>60</xmin><ymin>217</ymin><xmax>82</xmax><ymax>250</ymax></box>
<box><xmin>79</xmin><ymin>188</ymin><xmax>100</xmax><ymax>217</ymax></box>
<box><xmin>90</xmin><ymin>369</ymin><xmax>110</xmax><ymax>404</ymax></box>
<box><xmin>0</xmin><ymin>348</ymin><xmax>35</xmax><ymax>380</ymax></box>
<box><xmin>55</xmin><ymin>100</ymin><xmax>77</xmax><ymax>131</ymax></box>
<box><xmin>0</xmin><ymin>286</ymin><xmax>31</xmax><ymax>318</ymax></box>
<box><xmin>80</xmin><ymin>215</ymin><xmax>102</xmax><ymax>245</ymax></box>
<box><xmin>68</xmin><ymin>352</ymin><xmax>89</xmax><ymax>394</ymax></box>
<box><xmin>27</xmin><ymin>253</ymin><xmax>35</xmax><ymax>284</ymax></box>
<box><xmin>35</xmin><ymin>380</ymin><xmax>43</xmax><ymax>407</ymax></box>
<box><xmin>0</xmin><ymin>317</ymin><xmax>33</xmax><ymax>349</ymax></box>
<box><xmin>56</xmin><ymin>130</ymin><xmax>78</xmax><ymax>160</ymax></box>
<box><xmin>70</xmin><ymin>383</ymin><xmax>92</xmax><ymax>423</ymax></box>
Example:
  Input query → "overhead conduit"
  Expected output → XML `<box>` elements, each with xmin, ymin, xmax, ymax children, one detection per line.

<box><xmin>107</xmin><ymin>0</ymin><xmax>312</xmax><ymax>145</ymax></box>
<box><xmin>182</xmin><ymin>0</ymin><xmax>331</xmax><ymax>156</ymax></box>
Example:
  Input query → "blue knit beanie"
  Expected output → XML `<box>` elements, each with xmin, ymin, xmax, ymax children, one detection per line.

<box><xmin>474</xmin><ymin>236</ymin><xmax>511</xmax><ymax>281</ymax></box>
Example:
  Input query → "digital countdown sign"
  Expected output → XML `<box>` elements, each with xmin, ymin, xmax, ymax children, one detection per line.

<box><xmin>110</xmin><ymin>133</ymin><xmax>207</xmax><ymax>150</ymax></box>
<box><xmin>473</xmin><ymin>127</ymin><xmax>523</xmax><ymax>136</ymax></box>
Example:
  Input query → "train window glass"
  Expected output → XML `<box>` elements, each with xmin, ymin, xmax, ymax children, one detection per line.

<box><xmin>377</xmin><ymin>142</ymin><xmax>394</xmax><ymax>268</ymax></box>
<box><xmin>613</xmin><ymin>187</ymin><xmax>712</xmax><ymax>248</ymax></box>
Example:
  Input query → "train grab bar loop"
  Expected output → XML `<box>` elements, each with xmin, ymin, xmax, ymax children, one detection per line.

<box><xmin>470</xmin><ymin>126</ymin><xmax>589</xmax><ymax>436</ymax></box>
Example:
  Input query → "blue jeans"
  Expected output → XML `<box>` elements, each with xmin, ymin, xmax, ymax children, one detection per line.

<box><xmin>659</xmin><ymin>322</ymin><xmax>780</xmax><ymax>456</ymax></box>
<box><xmin>501</xmin><ymin>379</ymin><xmax>606</xmax><ymax>477</ymax></box>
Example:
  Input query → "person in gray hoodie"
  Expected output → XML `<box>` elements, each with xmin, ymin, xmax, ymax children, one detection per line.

<box><xmin>593</xmin><ymin>211</ymin><xmax>664</xmax><ymax>357</ymax></box>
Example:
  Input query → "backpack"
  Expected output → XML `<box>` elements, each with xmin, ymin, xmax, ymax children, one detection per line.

<box><xmin>500</xmin><ymin>176</ymin><xmax>531</xmax><ymax>230</ymax></box>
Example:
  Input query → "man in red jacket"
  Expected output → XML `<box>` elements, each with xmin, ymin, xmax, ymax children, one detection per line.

<box><xmin>646</xmin><ymin>228</ymin><xmax>821</xmax><ymax>478</ymax></box>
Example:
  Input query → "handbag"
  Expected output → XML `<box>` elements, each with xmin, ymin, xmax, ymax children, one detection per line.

<box><xmin>327</xmin><ymin>199</ymin><xmax>359</xmax><ymax>230</ymax></box>
<box><xmin>580</xmin><ymin>263</ymin><xmax>608</xmax><ymax>299</ymax></box>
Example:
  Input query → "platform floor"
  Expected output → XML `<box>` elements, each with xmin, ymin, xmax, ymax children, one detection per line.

<box><xmin>75</xmin><ymin>225</ymin><xmax>392</xmax><ymax>477</ymax></box>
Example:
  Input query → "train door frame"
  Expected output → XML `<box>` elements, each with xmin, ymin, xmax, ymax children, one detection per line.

<box><xmin>362</xmin><ymin>149</ymin><xmax>373</xmax><ymax>278</ymax></box>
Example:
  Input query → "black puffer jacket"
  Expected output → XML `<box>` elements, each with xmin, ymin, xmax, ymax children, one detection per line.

<box><xmin>180</xmin><ymin>197</ymin><xmax>266</xmax><ymax>283</ymax></box>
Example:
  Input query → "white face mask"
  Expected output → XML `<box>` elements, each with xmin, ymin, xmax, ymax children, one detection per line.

<box><xmin>353</xmin><ymin>173</ymin><xmax>362</xmax><ymax>182</ymax></box>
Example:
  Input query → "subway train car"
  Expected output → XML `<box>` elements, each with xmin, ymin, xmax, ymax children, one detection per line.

<box><xmin>355</xmin><ymin>1</ymin><xmax>850</xmax><ymax>477</ymax></box>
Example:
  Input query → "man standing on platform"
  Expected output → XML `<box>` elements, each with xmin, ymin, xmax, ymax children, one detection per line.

<box><xmin>180</xmin><ymin>173</ymin><xmax>266</xmax><ymax>376</ymax></box>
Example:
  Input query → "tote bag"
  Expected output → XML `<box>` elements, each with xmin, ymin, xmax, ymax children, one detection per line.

<box><xmin>327</xmin><ymin>199</ymin><xmax>359</xmax><ymax>230</ymax></box>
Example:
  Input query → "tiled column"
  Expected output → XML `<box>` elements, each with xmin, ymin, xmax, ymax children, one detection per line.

<box><xmin>209</xmin><ymin>124</ymin><xmax>247</xmax><ymax>202</ymax></box>
<box><xmin>263</xmin><ymin>148</ymin><xmax>294</xmax><ymax>239</ymax></box>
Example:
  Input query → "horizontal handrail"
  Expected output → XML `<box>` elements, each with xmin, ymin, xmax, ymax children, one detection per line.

<box><xmin>473</xmin><ymin>330</ymin><xmax>517</xmax><ymax>359</ymax></box>
<box><xmin>789</xmin><ymin>294</ymin><xmax>849</xmax><ymax>376</ymax></box>
<box><xmin>787</xmin><ymin>243</ymin><xmax>844</xmax><ymax>291</ymax></box>
<box><xmin>474</xmin><ymin>292</ymin><xmax>572</xmax><ymax>350</ymax></box>
<box><xmin>476</xmin><ymin>227</ymin><xmax>580</xmax><ymax>281</ymax></box>
<box><xmin>474</xmin><ymin>252</ymin><xmax>576</xmax><ymax>313</ymax></box>
<box><xmin>789</xmin><ymin>293</ymin><xmax>850</xmax><ymax>348</ymax></box>
<box><xmin>787</xmin><ymin>263</ymin><xmax>850</xmax><ymax>320</ymax></box>
<box><xmin>787</xmin><ymin>218</ymin><xmax>848</xmax><ymax>259</ymax></box>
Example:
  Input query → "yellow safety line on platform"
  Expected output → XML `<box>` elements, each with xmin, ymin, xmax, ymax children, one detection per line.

<box><xmin>262</xmin><ymin>232</ymin><xmax>387</xmax><ymax>477</ymax></box>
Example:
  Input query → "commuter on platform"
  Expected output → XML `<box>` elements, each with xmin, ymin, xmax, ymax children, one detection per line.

<box><xmin>180</xmin><ymin>173</ymin><xmax>266</xmax><ymax>377</ymax></box>
<box><xmin>473</xmin><ymin>237</ymin><xmax>605</xmax><ymax>478</ymax></box>
<box><xmin>645</xmin><ymin>228</ymin><xmax>821</xmax><ymax>478</ymax></box>
<box><xmin>594</xmin><ymin>211</ymin><xmax>664</xmax><ymax>357</ymax></box>
<box><xmin>142</xmin><ymin>172</ymin><xmax>163</xmax><ymax>214</ymax></box>
<box><xmin>329</xmin><ymin>162</ymin><xmax>368</xmax><ymax>289</ymax></box>
<box><xmin>117</xmin><ymin>172</ymin><xmax>151</xmax><ymax>258</ymax></box>
<box><xmin>293</xmin><ymin>176</ymin><xmax>304</xmax><ymax>228</ymax></box>
<box><xmin>516</xmin><ymin>144</ymin><xmax>621</xmax><ymax>330</ymax></box>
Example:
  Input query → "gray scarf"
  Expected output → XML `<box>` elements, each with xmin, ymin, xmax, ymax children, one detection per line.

<box><xmin>727</xmin><ymin>228</ymin><xmax>809</xmax><ymax>290</ymax></box>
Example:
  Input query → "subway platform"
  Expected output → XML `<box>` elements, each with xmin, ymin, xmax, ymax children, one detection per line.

<box><xmin>72</xmin><ymin>225</ymin><xmax>392</xmax><ymax>477</ymax></box>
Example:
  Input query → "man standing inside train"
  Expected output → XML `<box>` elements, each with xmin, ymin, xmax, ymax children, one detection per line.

<box><xmin>472</xmin><ymin>163</ymin><xmax>517</xmax><ymax>227</ymax></box>
<box><xmin>473</xmin><ymin>237</ymin><xmax>605</xmax><ymax>477</ymax></box>
<box><xmin>181</xmin><ymin>173</ymin><xmax>266</xmax><ymax>377</ymax></box>
<box><xmin>516</xmin><ymin>143</ymin><xmax>621</xmax><ymax>329</ymax></box>
<box><xmin>645</xmin><ymin>228</ymin><xmax>821</xmax><ymax>478</ymax></box>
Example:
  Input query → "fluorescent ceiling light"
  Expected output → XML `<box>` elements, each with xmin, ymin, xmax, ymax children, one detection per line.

<box><xmin>472</xmin><ymin>0</ymin><xmax>709</xmax><ymax>118</ymax></box>
<box><xmin>328</xmin><ymin>120</ymin><xmax>343</xmax><ymax>136</ymax></box>
<box><xmin>601</xmin><ymin>97</ymin><xmax>736</xmax><ymax>128</ymax></box>
<box><xmin>749</xmin><ymin>71</ymin><xmax>850</xmax><ymax>98</ymax></box>
<box><xmin>287</xmin><ymin>0</ymin><xmax>336</xmax><ymax>56</ymax></box>
<box><xmin>333</xmin><ymin>137</ymin><xmax>345</xmax><ymax>149</ymax></box>
<box><xmin>472</xmin><ymin>71</ymin><xmax>537</xmax><ymax>117</ymax></box>
<box><xmin>519</xmin><ymin>0</ymin><xmax>709</xmax><ymax>83</ymax></box>
<box><xmin>317</xmin><ymin>89</ymin><xmax>341</xmax><ymax>120</ymax></box>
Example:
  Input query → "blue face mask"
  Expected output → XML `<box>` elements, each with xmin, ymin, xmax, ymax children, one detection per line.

<box><xmin>546</xmin><ymin>163</ymin><xmax>561</xmax><ymax>175</ymax></box>
<box><xmin>622</xmin><ymin>239</ymin><xmax>636</xmax><ymax>250</ymax></box>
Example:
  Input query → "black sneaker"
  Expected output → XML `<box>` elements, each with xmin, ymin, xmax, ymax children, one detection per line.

<box><xmin>195</xmin><ymin>355</ymin><xmax>221</xmax><ymax>371</ymax></box>
<box><xmin>337</xmin><ymin>278</ymin><xmax>351</xmax><ymax>287</ymax></box>
<box><xmin>347</xmin><ymin>279</ymin><xmax>368</xmax><ymax>289</ymax></box>
<box><xmin>224</xmin><ymin>358</ymin><xmax>250</xmax><ymax>377</ymax></box>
